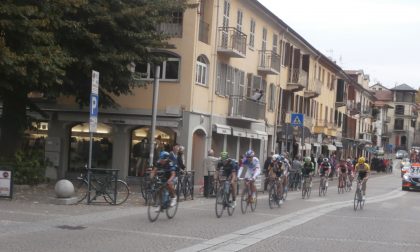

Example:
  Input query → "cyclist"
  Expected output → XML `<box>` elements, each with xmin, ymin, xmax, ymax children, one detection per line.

<box><xmin>150</xmin><ymin>151</ymin><xmax>177</xmax><ymax>210</ymax></box>
<box><xmin>346</xmin><ymin>158</ymin><xmax>354</xmax><ymax>188</ymax></box>
<box><xmin>319</xmin><ymin>157</ymin><xmax>331</xmax><ymax>187</ymax></box>
<box><xmin>241</xmin><ymin>150</ymin><xmax>261</xmax><ymax>202</ymax></box>
<box><xmin>216</xmin><ymin>151</ymin><xmax>239</xmax><ymax>208</ymax></box>
<box><xmin>268</xmin><ymin>154</ymin><xmax>286</xmax><ymax>204</ymax></box>
<box><xmin>337</xmin><ymin>159</ymin><xmax>348</xmax><ymax>189</ymax></box>
<box><xmin>301</xmin><ymin>156</ymin><xmax>315</xmax><ymax>186</ymax></box>
<box><xmin>355</xmin><ymin>156</ymin><xmax>370</xmax><ymax>200</ymax></box>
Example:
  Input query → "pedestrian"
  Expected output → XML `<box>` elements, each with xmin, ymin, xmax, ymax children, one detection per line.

<box><xmin>203</xmin><ymin>149</ymin><xmax>219</xmax><ymax>197</ymax></box>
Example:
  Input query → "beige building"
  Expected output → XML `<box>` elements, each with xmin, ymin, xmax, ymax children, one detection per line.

<box><xmin>24</xmin><ymin>0</ymin><xmax>376</xmax><ymax>182</ymax></box>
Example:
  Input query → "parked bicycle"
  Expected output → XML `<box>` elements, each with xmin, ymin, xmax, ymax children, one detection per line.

<box><xmin>178</xmin><ymin>170</ymin><xmax>194</xmax><ymax>200</ymax></box>
<box><xmin>301</xmin><ymin>175</ymin><xmax>312</xmax><ymax>199</ymax></box>
<box><xmin>241</xmin><ymin>178</ymin><xmax>257</xmax><ymax>214</ymax></box>
<box><xmin>75</xmin><ymin>167</ymin><xmax>130</xmax><ymax>205</ymax></box>
<box><xmin>353</xmin><ymin>178</ymin><xmax>366</xmax><ymax>211</ymax></box>
<box><xmin>147</xmin><ymin>173</ymin><xmax>179</xmax><ymax>222</ymax></box>
<box><xmin>319</xmin><ymin>175</ymin><xmax>328</xmax><ymax>197</ymax></box>
<box><xmin>215</xmin><ymin>174</ymin><xmax>235</xmax><ymax>218</ymax></box>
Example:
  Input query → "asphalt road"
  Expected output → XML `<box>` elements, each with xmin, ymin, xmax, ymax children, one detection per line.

<box><xmin>1</xmin><ymin>159</ymin><xmax>418</xmax><ymax>252</ymax></box>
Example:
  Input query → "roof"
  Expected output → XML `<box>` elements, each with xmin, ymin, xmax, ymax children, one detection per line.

<box><xmin>370</xmin><ymin>83</ymin><xmax>389</xmax><ymax>90</ymax></box>
<box><xmin>390</xmin><ymin>84</ymin><xmax>416</xmax><ymax>92</ymax></box>
<box><xmin>374</xmin><ymin>90</ymin><xmax>393</xmax><ymax>101</ymax></box>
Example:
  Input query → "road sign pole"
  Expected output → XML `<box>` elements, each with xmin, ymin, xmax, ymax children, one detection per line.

<box><xmin>148</xmin><ymin>65</ymin><xmax>160</xmax><ymax>168</ymax></box>
<box><xmin>301</xmin><ymin>126</ymin><xmax>304</xmax><ymax>158</ymax></box>
<box><xmin>87</xmin><ymin>70</ymin><xmax>99</xmax><ymax>205</ymax></box>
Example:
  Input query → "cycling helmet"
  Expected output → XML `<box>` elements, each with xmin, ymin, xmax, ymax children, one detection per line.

<box><xmin>304</xmin><ymin>156</ymin><xmax>311</xmax><ymax>163</ymax></box>
<box><xmin>323</xmin><ymin>157</ymin><xmax>329</xmax><ymax>162</ymax></box>
<box><xmin>278</xmin><ymin>154</ymin><xmax>285</xmax><ymax>162</ymax></box>
<box><xmin>272</xmin><ymin>154</ymin><xmax>280</xmax><ymax>162</ymax></box>
<box><xmin>245</xmin><ymin>150</ymin><xmax>255</xmax><ymax>158</ymax></box>
<box><xmin>346</xmin><ymin>158</ymin><xmax>352</xmax><ymax>163</ymax></box>
<box><xmin>159</xmin><ymin>151</ymin><xmax>170</xmax><ymax>160</ymax></box>
<box><xmin>358</xmin><ymin>156</ymin><xmax>365</xmax><ymax>164</ymax></box>
<box><xmin>220</xmin><ymin>151</ymin><xmax>229</xmax><ymax>160</ymax></box>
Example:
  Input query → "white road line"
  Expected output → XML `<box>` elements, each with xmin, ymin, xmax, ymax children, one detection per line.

<box><xmin>326</xmin><ymin>214</ymin><xmax>420</xmax><ymax>224</ymax></box>
<box><xmin>176</xmin><ymin>189</ymin><xmax>407</xmax><ymax>252</ymax></box>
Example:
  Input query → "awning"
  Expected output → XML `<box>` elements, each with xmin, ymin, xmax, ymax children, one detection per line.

<box><xmin>232</xmin><ymin>127</ymin><xmax>246</xmax><ymax>137</ymax></box>
<box><xmin>255</xmin><ymin>130</ymin><xmax>268</xmax><ymax>140</ymax></box>
<box><xmin>213</xmin><ymin>124</ymin><xmax>231</xmax><ymax>135</ymax></box>
<box><xmin>328</xmin><ymin>144</ymin><xmax>337</xmax><ymax>151</ymax></box>
<box><xmin>312</xmin><ymin>143</ymin><xmax>321</xmax><ymax>147</ymax></box>
<box><xmin>334</xmin><ymin>141</ymin><xmax>343</xmax><ymax>148</ymax></box>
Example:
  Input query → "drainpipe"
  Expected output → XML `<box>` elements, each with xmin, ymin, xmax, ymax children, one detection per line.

<box><xmin>207</xmin><ymin>0</ymin><xmax>220</xmax><ymax>152</ymax></box>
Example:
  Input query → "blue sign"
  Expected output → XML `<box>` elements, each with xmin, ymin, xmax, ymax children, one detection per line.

<box><xmin>291</xmin><ymin>113</ymin><xmax>304</xmax><ymax>126</ymax></box>
<box><xmin>90</xmin><ymin>94</ymin><xmax>99</xmax><ymax>117</ymax></box>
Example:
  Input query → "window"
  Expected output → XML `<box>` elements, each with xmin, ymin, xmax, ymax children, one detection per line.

<box><xmin>269</xmin><ymin>83</ymin><xmax>275</xmax><ymax>111</ymax></box>
<box><xmin>322</xmin><ymin>69</ymin><xmax>325</xmax><ymax>83</ymax></box>
<box><xmin>236</xmin><ymin>10</ymin><xmax>243</xmax><ymax>31</ymax></box>
<box><xmin>395</xmin><ymin>105</ymin><xmax>405</xmax><ymax>115</ymax></box>
<box><xmin>327</xmin><ymin>73</ymin><xmax>330</xmax><ymax>89</ymax></box>
<box><xmin>262</xmin><ymin>27</ymin><xmax>267</xmax><ymax>50</ymax></box>
<box><xmin>223</xmin><ymin>0</ymin><xmax>230</xmax><ymax>27</ymax></box>
<box><xmin>216</xmin><ymin>62</ymin><xmax>245</xmax><ymax>97</ymax></box>
<box><xmin>196</xmin><ymin>55</ymin><xmax>209</xmax><ymax>86</ymax></box>
<box><xmin>394</xmin><ymin>118</ymin><xmax>404</xmax><ymax>130</ymax></box>
<box><xmin>272</xmin><ymin>34</ymin><xmax>278</xmax><ymax>54</ymax></box>
<box><xmin>138</xmin><ymin>53</ymin><xmax>180</xmax><ymax>81</ymax></box>
<box><xmin>280</xmin><ymin>40</ymin><xmax>287</xmax><ymax>66</ymax></box>
<box><xmin>246</xmin><ymin>73</ymin><xmax>262</xmax><ymax>97</ymax></box>
<box><xmin>249</xmin><ymin>19</ymin><xmax>255</xmax><ymax>48</ymax></box>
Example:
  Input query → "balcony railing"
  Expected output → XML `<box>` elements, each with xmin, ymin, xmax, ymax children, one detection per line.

<box><xmin>257</xmin><ymin>50</ymin><xmax>281</xmax><ymax>75</ymax></box>
<box><xmin>360</xmin><ymin>107</ymin><xmax>373</xmax><ymax>118</ymax></box>
<box><xmin>157</xmin><ymin>23</ymin><xmax>183</xmax><ymax>37</ymax></box>
<box><xmin>347</xmin><ymin>101</ymin><xmax>360</xmax><ymax>115</ymax></box>
<box><xmin>287</xmin><ymin>68</ymin><xmax>308</xmax><ymax>91</ymax></box>
<box><xmin>228</xmin><ymin>95</ymin><xmax>265</xmax><ymax>121</ymax></box>
<box><xmin>304</xmin><ymin>79</ymin><xmax>321</xmax><ymax>98</ymax></box>
<box><xmin>394</xmin><ymin>125</ymin><xmax>409</xmax><ymax>132</ymax></box>
<box><xmin>217</xmin><ymin>27</ymin><xmax>247</xmax><ymax>58</ymax></box>
<box><xmin>198</xmin><ymin>20</ymin><xmax>209</xmax><ymax>44</ymax></box>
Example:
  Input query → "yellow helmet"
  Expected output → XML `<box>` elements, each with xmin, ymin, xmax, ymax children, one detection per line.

<box><xmin>358</xmin><ymin>156</ymin><xmax>365</xmax><ymax>164</ymax></box>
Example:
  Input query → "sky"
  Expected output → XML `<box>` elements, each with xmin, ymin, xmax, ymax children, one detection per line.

<box><xmin>258</xmin><ymin>0</ymin><xmax>420</xmax><ymax>89</ymax></box>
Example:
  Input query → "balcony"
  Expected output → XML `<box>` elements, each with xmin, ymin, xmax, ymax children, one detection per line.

<box><xmin>394</xmin><ymin>125</ymin><xmax>409</xmax><ymax>132</ymax></box>
<box><xmin>257</xmin><ymin>50</ymin><xmax>281</xmax><ymax>75</ymax></box>
<box><xmin>304</xmin><ymin>79</ymin><xmax>321</xmax><ymax>98</ymax></box>
<box><xmin>228</xmin><ymin>95</ymin><xmax>265</xmax><ymax>121</ymax></box>
<box><xmin>217</xmin><ymin>27</ymin><xmax>247</xmax><ymax>58</ymax></box>
<box><xmin>313</xmin><ymin>120</ymin><xmax>327</xmax><ymax>134</ymax></box>
<box><xmin>347</xmin><ymin>101</ymin><xmax>360</xmax><ymax>116</ymax></box>
<box><xmin>198</xmin><ymin>20</ymin><xmax>209</xmax><ymax>44</ymax></box>
<box><xmin>360</xmin><ymin>107</ymin><xmax>373</xmax><ymax>118</ymax></box>
<box><xmin>156</xmin><ymin>23</ymin><xmax>183</xmax><ymax>37</ymax></box>
<box><xmin>286</xmin><ymin>68</ymin><xmax>308</xmax><ymax>92</ymax></box>
<box><xmin>359</xmin><ymin>132</ymin><xmax>372</xmax><ymax>142</ymax></box>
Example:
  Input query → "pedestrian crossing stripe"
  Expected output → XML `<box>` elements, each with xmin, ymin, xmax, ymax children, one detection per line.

<box><xmin>293</xmin><ymin>116</ymin><xmax>302</xmax><ymax>125</ymax></box>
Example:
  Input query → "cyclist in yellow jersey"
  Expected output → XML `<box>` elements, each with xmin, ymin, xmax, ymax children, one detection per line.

<box><xmin>354</xmin><ymin>156</ymin><xmax>370</xmax><ymax>200</ymax></box>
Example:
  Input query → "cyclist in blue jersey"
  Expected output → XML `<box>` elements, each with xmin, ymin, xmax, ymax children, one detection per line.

<box><xmin>150</xmin><ymin>151</ymin><xmax>177</xmax><ymax>208</ymax></box>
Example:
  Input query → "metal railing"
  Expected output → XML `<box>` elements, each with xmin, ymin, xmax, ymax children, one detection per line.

<box><xmin>288</xmin><ymin>68</ymin><xmax>308</xmax><ymax>86</ymax></box>
<box><xmin>198</xmin><ymin>20</ymin><xmax>209</xmax><ymax>43</ymax></box>
<box><xmin>228</xmin><ymin>95</ymin><xmax>265</xmax><ymax>120</ymax></box>
<box><xmin>156</xmin><ymin>23</ymin><xmax>183</xmax><ymax>37</ymax></box>
<box><xmin>218</xmin><ymin>27</ymin><xmax>247</xmax><ymax>57</ymax></box>
<box><xmin>258</xmin><ymin>50</ymin><xmax>281</xmax><ymax>74</ymax></box>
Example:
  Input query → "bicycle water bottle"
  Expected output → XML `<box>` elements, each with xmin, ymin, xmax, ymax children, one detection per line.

<box><xmin>224</xmin><ymin>181</ymin><xmax>229</xmax><ymax>194</ymax></box>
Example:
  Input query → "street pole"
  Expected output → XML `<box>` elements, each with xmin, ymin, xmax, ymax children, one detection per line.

<box><xmin>301</xmin><ymin>125</ymin><xmax>304</xmax><ymax>158</ymax></box>
<box><xmin>148</xmin><ymin>65</ymin><xmax>160</xmax><ymax>168</ymax></box>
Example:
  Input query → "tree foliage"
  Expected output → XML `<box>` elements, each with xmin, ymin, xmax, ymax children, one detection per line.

<box><xmin>0</xmin><ymin>0</ymin><xmax>190</xmax><ymax>157</ymax></box>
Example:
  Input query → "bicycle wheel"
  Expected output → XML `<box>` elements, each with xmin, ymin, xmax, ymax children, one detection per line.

<box><xmin>283</xmin><ymin>186</ymin><xmax>288</xmax><ymax>201</ymax></box>
<box><xmin>104</xmin><ymin>180</ymin><xmax>130</xmax><ymax>205</ymax></box>
<box><xmin>307</xmin><ymin>186</ymin><xmax>311</xmax><ymax>198</ymax></box>
<box><xmin>166</xmin><ymin>195</ymin><xmax>178</xmax><ymax>219</ymax></box>
<box><xmin>302</xmin><ymin>181</ymin><xmax>306</xmax><ymax>199</ymax></box>
<box><xmin>215</xmin><ymin>187</ymin><xmax>225</xmax><ymax>218</ymax></box>
<box><xmin>241</xmin><ymin>188</ymin><xmax>249</xmax><ymax>214</ymax></box>
<box><xmin>360</xmin><ymin>198</ymin><xmax>365</xmax><ymax>210</ymax></box>
<box><xmin>250</xmin><ymin>190</ymin><xmax>257</xmax><ymax>212</ymax></box>
<box><xmin>227</xmin><ymin>190</ymin><xmax>235</xmax><ymax>216</ymax></box>
<box><xmin>268</xmin><ymin>184</ymin><xmax>277</xmax><ymax>209</ymax></box>
<box><xmin>353</xmin><ymin>190</ymin><xmax>359</xmax><ymax>211</ymax></box>
<box><xmin>73</xmin><ymin>179</ymin><xmax>89</xmax><ymax>203</ymax></box>
<box><xmin>147</xmin><ymin>191</ymin><xmax>161</xmax><ymax>222</ymax></box>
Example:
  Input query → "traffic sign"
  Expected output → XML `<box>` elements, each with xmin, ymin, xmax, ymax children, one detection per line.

<box><xmin>291</xmin><ymin>113</ymin><xmax>304</xmax><ymax>126</ymax></box>
<box><xmin>90</xmin><ymin>94</ymin><xmax>98</xmax><ymax>117</ymax></box>
<box><xmin>91</xmin><ymin>70</ymin><xmax>99</xmax><ymax>95</ymax></box>
<box><xmin>89</xmin><ymin>70</ymin><xmax>99</xmax><ymax>133</ymax></box>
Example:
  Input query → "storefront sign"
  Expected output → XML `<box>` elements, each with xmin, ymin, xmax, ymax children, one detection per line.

<box><xmin>0</xmin><ymin>170</ymin><xmax>13</xmax><ymax>198</ymax></box>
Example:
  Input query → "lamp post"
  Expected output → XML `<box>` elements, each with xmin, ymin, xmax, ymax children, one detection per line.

<box><xmin>148</xmin><ymin>65</ymin><xmax>160</xmax><ymax>167</ymax></box>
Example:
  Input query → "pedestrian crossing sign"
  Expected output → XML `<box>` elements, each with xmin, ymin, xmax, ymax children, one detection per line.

<box><xmin>291</xmin><ymin>113</ymin><xmax>304</xmax><ymax>126</ymax></box>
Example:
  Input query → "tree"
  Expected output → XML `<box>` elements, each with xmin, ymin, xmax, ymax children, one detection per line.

<box><xmin>0</xmin><ymin>0</ymin><xmax>190</xmax><ymax>158</ymax></box>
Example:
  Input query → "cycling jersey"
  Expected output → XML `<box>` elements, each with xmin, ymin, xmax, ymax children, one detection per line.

<box><xmin>301</xmin><ymin>162</ymin><xmax>314</xmax><ymax>176</ymax></box>
<box><xmin>242</xmin><ymin>157</ymin><xmax>261</xmax><ymax>180</ymax></box>
<box><xmin>319</xmin><ymin>162</ymin><xmax>331</xmax><ymax>176</ymax></box>
<box><xmin>156</xmin><ymin>159</ymin><xmax>176</xmax><ymax>180</ymax></box>
<box><xmin>217</xmin><ymin>158</ymin><xmax>239</xmax><ymax>177</ymax></box>
<box><xmin>268</xmin><ymin>162</ymin><xmax>284</xmax><ymax>177</ymax></box>
<box><xmin>355</xmin><ymin>163</ymin><xmax>370</xmax><ymax>173</ymax></box>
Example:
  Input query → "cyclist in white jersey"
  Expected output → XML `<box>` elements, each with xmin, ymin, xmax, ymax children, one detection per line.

<box><xmin>241</xmin><ymin>150</ymin><xmax>261</xmax><ymax>201</ymax></box>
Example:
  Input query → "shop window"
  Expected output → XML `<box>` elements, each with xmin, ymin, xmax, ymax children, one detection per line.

<box><xmin>68</xmin><ymin>123</ymin><xmax>113</xmax><ymax>172</ymax></box>
<box><xmin>130</xmin><ymin>127</ymin><xmax>176</xmax><ymax>177</ymax></box>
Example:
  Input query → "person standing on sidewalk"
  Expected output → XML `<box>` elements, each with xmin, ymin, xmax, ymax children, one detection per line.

<box><xmin>203</xmin><ymin>149</ymin><xmax>219</xmax><ymax>197</ymax></box>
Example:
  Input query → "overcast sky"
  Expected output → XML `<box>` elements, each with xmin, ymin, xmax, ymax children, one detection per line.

<box><xmin>258</xmin><ymin>0</ymin><xmax>420</xmax><ymax>89</ymax></box>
